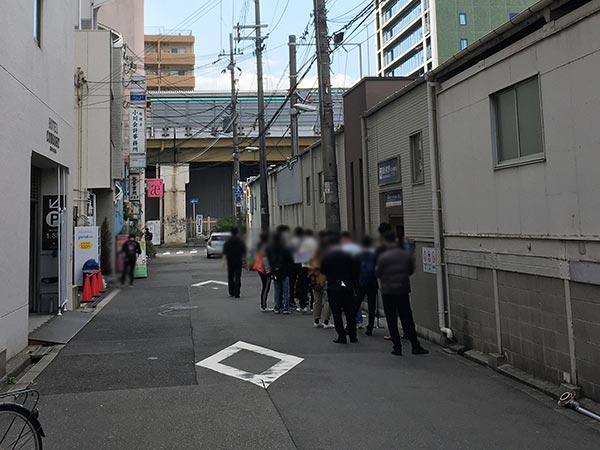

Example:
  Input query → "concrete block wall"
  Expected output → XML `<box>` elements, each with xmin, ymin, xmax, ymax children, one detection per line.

<box><xmin>497</xmin><ymin>272</ymin><xmax>571</xmax><ymax>385</ymax></box>
<box><xmin>448</xmin><ymin>266</ymin><xmax>498</xmax><ymax>355</ymax></box>
<box><xmin>570</xmin><ymin>282</ymin><xmax>600</xmax><ymax>400</ymax></box>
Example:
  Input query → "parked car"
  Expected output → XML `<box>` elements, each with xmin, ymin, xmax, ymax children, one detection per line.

<box><xmin>206</xmin><ymin>232</ymin><xmax>231</xmax><ymax>258</ymax></box>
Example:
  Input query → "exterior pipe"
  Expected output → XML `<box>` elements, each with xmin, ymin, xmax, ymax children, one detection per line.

<box><xmin>558</xmin><ymin>392</ymin><xmax>600</xmax><ymax>422</ymax></box>
<box><xmin>426</xmin><ymin>79</ymin><xmax>451</xmax><ymax>341</ymax></box>
<box><xmin>360</xmin><ymin>116</ymin><xmax>372</xmax><ymax>234</ymax></box>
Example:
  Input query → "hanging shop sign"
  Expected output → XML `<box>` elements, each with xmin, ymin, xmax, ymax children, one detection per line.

<box><xmin>129</xmin><ymin>174</ymin><xmax>141</xmax><ymax>202</ymax></box>
<box><xmin>129</xmin><ymin>107</ymin><xmax>146</xmax><ymax>155</ymax></box>
<box><xmin>129</xmin><ymin>154</ymin><xmax>146</xmax><ymax>169</ymax></box>
<box><xmin>147</xmin><ymin>179</ymin><xmax>164</xmax><ymax>198</ymax></box>
<box><xmin>130</xmin><ymin>92</ymin><xmax>147</xmax><ymax>104</ymax></box>
<box><xmin>378</xmin><ymin>157</ymin><xmax>400</xmax><ymax>186</ymax></box>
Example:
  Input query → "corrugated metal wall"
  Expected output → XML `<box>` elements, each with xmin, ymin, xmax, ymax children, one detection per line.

<box><xmin>247</xmin><ymin>131</ymin><xmax>347</xmax><ymax>233</ymax></box>
<box><xmin>186</xmin><ymin>164</ymin><xmax>233</xmax><ymax>218</ymax></box>
<box><xmin>366</xmin><ymin>83</ymin><xmax>434</xmax><ymax>240</ymax></box>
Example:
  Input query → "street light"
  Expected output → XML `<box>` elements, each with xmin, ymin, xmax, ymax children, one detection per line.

<box><xmin>292</xmin><ymin>103</ymin><xmax>318</xmax><ymax>113</ymax></box>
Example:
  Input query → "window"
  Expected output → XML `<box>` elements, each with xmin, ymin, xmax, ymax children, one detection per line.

<box><xmin>33</xmin><ymin>0</ymin><xmax>42</xmax><ymax>46</ymax></box>
<box><xmin>410</xmin><ymin>132</ymin><xmax>424</xmax><ymax>184</ymax></box>
<box><xmin>305</xmin><ymin>176</ymin><xmax>311</xmax><ymax>205</ymax></box>
<box><xmin>383</xmin><ymin>2</ymin><xmax>422</xmax><ymax>43</ymax></box>
<box><xmin>460</xmin><ymin>39</ymin><xmax>468</xmax><ymax>50</ymax></box>
<box><xmin>171</xmin><ymin>48</ymin><xmax>179</xmax><ymax>53</ymax></box>
<box><xmin>492</xmin><ymin>76</ymin><xmax>544</xmax><ymax>164</ymax></box>
<box><xmin>318</xmin><ymin>172</ymin><xmax>324</xmax><ymax>203</ymax></box>
<box><xmin>459</xmin><ymin>13</ymin><xmax>467</xmax><ymax>25</ymax></box>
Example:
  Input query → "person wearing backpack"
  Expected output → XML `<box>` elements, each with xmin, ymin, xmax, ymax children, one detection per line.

<box><xmin>355</xmin><ymin>236</ymin><xmax>378</xmax><ymax>335</ymax></box>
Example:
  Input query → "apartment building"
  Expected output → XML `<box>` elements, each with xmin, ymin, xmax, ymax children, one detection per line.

<box><xmin>374</xmin><ymin>0</ymin><xmax>535</xmax><ymax>77</ymax></box>
<box><xmin>145</xmin><ymin>32</ymin><xmax>195</xmax><ymax>91</ymax></box>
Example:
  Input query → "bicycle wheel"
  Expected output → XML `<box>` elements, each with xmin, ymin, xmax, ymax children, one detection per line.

<box><xmin>0</xmin><ymin>403</ymin><xmax>43</xmax><ymax>450</ymax></box>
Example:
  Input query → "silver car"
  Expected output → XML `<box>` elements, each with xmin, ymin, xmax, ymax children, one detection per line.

<box><xmin>206</xmin><ymin>232</ymin><xmax>231</xmax><ymax>258</ymax></box>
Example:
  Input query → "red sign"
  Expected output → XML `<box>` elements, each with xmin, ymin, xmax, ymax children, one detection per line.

<box><xmin>147</xmin><ymin>179</ymin><xmax>164</xmax><ymax>198</ymax></box>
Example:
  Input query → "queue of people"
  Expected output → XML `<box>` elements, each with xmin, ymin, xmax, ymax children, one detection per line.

<box><xmin>222</xmin><ymin>223</ymin><xmax>429</xmax><ymax>357</ymax></box>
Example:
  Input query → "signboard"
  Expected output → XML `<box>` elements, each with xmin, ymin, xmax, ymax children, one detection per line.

<box><xmin>42</xmin><ymin>195</ymin><xmax>64</xmax><ymax>251</ymax></box>
<box><xmin>46</xmin><ymin>118</ymin><xmax>60</xmax><ymax>154</ymax></box>
<box><xmin>384</xmin><ymin>190</ymin><xmax>403</xmax><ymax>208</ymax></box>
<box><xmin>135</xmin><ymin>241</ymin><xmax>148</xmax><ymax>278</ymax></box>
<box><xmin>422</xmin><ymin>247</ymin><xmax>436</xmax><ymax>274</ymax></box>
<box><xmin>146</xmin><ymin>220</ymin><xmax>161</xmax><ymax>246</ymax></box>
<box><xmin>378</xmin><ymin>157</ymin><xmax>400</xmax><ymax>186</ymax></box>
<box><xmin>190</xmin><ymin>197</ymin><xmax>199</xmax><ymax>205</ymax></box>
<box><xmin>147</xmin><ymin>179</ymin><xmax>164</xmax><ymax>198</ymax></box>
<box><xmin>129</xmin><ymin>154</ymin><xmax>146</xmax><ymax>169</ymax></box>
<box><xmin>74</xmin><ymin>226</ymin><xmax>99</xmax><ymax>286</ymax></box>
<box><xmin>196</xmin><ymin>214</ymin><xmax>204</xmax><ymax>236</ymax></box>
<box><xmin>129</xmin><ymin>174</ymin><xmax>141</xmax><ymax>202</ymax></box>
<box><xmin>130</xmin><ymin>92</ymin><xmax>147</xmax><ymax>104</ymax></box>
<box><xmin>129</xmin><ymin>107</ymin><xmax>146</xmax><ymax>155</ymax></box>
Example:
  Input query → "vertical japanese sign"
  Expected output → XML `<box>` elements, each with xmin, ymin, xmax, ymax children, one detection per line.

<box><xmin>129</xmin><ymin>174</ymin><xmax>141</xmax><ymax>202</ymax></box>
<box><xmin>129</xmin><ymin>107</ymin><xmax>146</xmax><ymax>168</ymax></box>
<box><xmin>129</xmin><ymin>108</ymin><xmax>146</xmax><ymax>155</ymax></box>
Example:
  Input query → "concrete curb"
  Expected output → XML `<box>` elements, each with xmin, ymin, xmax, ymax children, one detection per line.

<box><xmin>0</xmin><ymin>350</ymin><xmax>31</xmax><ymax>388</ymax></box>
<box><xmin>8</xmin><ymin>345</ymin><xmax>64</xmax><ymax>392</ymax></box>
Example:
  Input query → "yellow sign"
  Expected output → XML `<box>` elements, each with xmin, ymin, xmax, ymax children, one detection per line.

<box><xmin>78</xmin><ymin>241</ymin><xmax>93</xmax><ymax>250</ymax></box>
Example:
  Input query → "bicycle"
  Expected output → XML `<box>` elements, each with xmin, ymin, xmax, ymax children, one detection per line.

<box><xmin>0</xmin><ymin>389</ymin><xmax>45</xmax><ymax>450</ymax></box>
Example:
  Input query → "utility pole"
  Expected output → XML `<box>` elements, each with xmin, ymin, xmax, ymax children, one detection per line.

<box><xmin>313</xmin><ymin>0</ymin><xmax>341</xmax><ymax>232</ymax></box>
<box><xmin>289</xmin><ymin>35</ymin><xmax>299</xmax><ymax>157</ymax></box>
<box><xmin>236</xmin><ymin>0</ymin><xmax>269</xmax><ymax>232</ymax></box>
<box><xmin>228</xmin><ymin>33</ymin><xmax>242</xmax><ymax>226</ymax></box>
<box><xmin>255</xmin><ymin>0</ymin><xmax>269</xmax><ymax>232</ymax></box>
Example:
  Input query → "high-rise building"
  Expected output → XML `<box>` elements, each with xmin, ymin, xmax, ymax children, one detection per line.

<box><xmin>145</xmin><ymin>32</ymin><xmax>195</xmax><ymax>91</ymax></box>
<box><xmin>374</xmin><ymin>0</ymin><xmax>535</xmax><ymax>77</ymax></box>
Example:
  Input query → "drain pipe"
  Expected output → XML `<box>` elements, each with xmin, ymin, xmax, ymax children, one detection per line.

<box><xmin>558</xmin><ymin>392</ymin><xmax>600</xmax><ymax>422</ymax></box>
<box><xmin>426</xmin><ymin>77</ymin><xmax>453</xmax><ymax>342</ymax></box>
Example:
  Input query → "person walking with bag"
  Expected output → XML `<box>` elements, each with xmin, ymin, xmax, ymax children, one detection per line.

<box><xmin>252</xmin><ymin>232</ymin><xmax>273</xmax><ymax>311</ymax></box>
<box><xmin>375</xmin><ymin>232</ymin><xmax>428</xmax><ymax>356</ymax></box>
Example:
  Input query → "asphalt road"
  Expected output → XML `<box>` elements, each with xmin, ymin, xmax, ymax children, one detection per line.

<box><xmin>33</xmin><ymin>251</ymin><xmax>600</xmax><ymax>449</ymax></box>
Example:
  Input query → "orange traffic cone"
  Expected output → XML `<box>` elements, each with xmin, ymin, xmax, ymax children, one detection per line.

<box><xmin>92</xmin><ymin>271</ymin><xmax>101</xmax><ymax>297</ymax></box>
<box><xmin>98</xmin><ymin>268</ymin><xmax>106</xmax><ymax>293</ymax></box>
<box><xmin>82</xmin><ymin>274</ymin><xmax>93</xmax><ymax>303</ymax></box>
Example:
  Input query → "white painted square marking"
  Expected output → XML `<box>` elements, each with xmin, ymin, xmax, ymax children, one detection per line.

<box><xmin>196</xmin><ymin>341</ymin><xmax>303</xmax><ymax>389</ymax></box>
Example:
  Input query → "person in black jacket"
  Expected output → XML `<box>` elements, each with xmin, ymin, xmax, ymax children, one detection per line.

<box><xmin>375</xmin><ymin>232</ymin><xmax>428</xmax><ymax>356</ymax></box>
<box><xmin>222</xmin><ymin>227</ymin><xmax>247</xmax><ymax>298</ymax></box>
<box><xmin>320</xmin><ymin>233</ymin><xmax>358</xmax><ymax>344</ymax></box>
<box><xmin>266</xmin><ymin>230</ymin><xmax>294</xmax><ymax>314</ymax></box>
<box><xmin>121</xmin><ymin>233</ymin><xmax>141</xmax><ymax>286</ymax></box>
